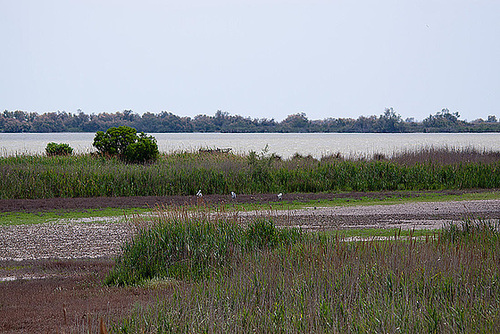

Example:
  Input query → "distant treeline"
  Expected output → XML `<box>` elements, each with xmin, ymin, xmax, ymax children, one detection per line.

<box><xmin>1</xmin><ymin>108</ymin><xmax>499</xmax><ymax>133</ymax></box>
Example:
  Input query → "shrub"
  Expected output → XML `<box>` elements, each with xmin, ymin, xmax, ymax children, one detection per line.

<box><xmin>93</xmin><ymin>126</ymin><xmax>138</xmax><ymax>156</ymax></box>
<box><xmin>92</xmin><ymin>126</ymin><xmax>159</xmax><ymax>163</ymax></box>
<box><xmin>123</xmin><ymin>133</ymin><xmax>159</xmax><ymax>163</ymax></box>
<box><xmin>45</xmin><ymin>142</ymin><xmax>73</xmax><ymax>156</ymax></box>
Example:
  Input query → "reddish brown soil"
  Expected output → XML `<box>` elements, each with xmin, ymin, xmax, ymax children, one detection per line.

<box><xmin>0</xmin><ymin>189</ymin><xmax>492</xmax><ymax>213</ymax></box>
<box><xmin>0</xmin><ymin>258</ymin><xmax>178</xmax><ymax>333</ymax></box>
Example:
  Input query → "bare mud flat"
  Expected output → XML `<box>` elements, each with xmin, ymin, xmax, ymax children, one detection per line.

<box><xmin>0</xmin><ymin>258</ymin><xmax>173</xmax><ymax>334</ymax></box>
<box><xmin>2</xmin><ymin>197</ymin><xmax>500</xmax><ymax>262</ymax></box>
<box><xmin>278</xmin><ymin>198</ymin><xmax>500</xmax><ymax>230</ymax></box>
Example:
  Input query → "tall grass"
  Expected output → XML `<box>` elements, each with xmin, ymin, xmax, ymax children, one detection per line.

<box><xmin>2</xmin><ymin>148</ymin><xmax>500</xmax><ymax>199</ymax></box>
<box><xmin>107</xmin><ymin>211</ymin><xmax>500</xmax><ymax>333</ymax></box>
<box><xmin>105</xmin><ymin>208</ymin><xmax>302</xmax><ymax>285</ymax></box>
<box><xmin>390</xmin><ymin>146</ymin><xmax>500</xmax><ymax>166</ymax></box>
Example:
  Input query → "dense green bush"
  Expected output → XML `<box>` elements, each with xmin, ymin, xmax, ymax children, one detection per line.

<box><xmin>92</xmin><ymin>126</ymin><xmax>158</xmax><ymax>163</ymax></box>
<box><xmin>123</xmin><ymin>133</ymin><xmax>159</xmax><ymax>163</ymax></box>
<box><xmin>93</xmin><ymin>126</ymin><xmax>138</xmax><ymax>156</ymax></box>
<box><xmin>45</xmin><ymin>142</ymin><xmax>73</xmax><ymax>156</ymax></box>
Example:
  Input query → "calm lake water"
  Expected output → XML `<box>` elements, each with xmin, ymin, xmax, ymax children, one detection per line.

<box><xmin>2</xmin><ymin>132</ymin><xmax>500</xmax><ymax>159</ymax></box>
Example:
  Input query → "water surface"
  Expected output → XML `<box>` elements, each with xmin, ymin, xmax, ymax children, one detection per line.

<box><xmin>2</xmin><ymin>132</ymin><xmax>500</xmax><ymax>158</ymax></box>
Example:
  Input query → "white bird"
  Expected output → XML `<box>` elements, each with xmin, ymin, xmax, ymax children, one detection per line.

<box><xmin>196</xmin><ymin>189</ymin><xmax>203</xmax><ymax>197</ymax></box>
<box><xmin>277</xmin><ymin>193</ymin><xmax>282</xmax><ymax>201</ymax></box>
<box><xmin>231</xmin><ymin>191</ymin><xmax>236</xmax><ymax>199</ymax></box>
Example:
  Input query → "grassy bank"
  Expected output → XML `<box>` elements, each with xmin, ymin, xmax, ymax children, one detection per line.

<box><xmin>0</xmin><ymin>207</ymin><xmax>146</xmax><ymax>225</ymax></box>
<box><xmin>106</xmin><ymin>210</ymin><xmax>500</xmax><ymax>333</ymax></box>
<box><xmin>2</xmin><ymin>147</ymin><xmax>500</xmax><ymax>199</ymax></box>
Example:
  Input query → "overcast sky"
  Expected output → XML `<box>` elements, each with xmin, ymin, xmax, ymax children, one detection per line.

<box><xmin>1</xmin><ymin>0</ymin><xmax>499</xmax><ymax>121</ymax></box>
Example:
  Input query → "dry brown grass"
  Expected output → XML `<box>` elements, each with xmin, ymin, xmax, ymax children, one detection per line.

<box><xmin>390</xmin><ymin>146</ymin><xmax>500</xmax><ymax>165</ymax></box>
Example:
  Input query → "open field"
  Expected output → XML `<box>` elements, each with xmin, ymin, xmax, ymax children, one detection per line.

<box><xmin>105</xmin><ymin>213</ymin><xmax>500</xmax><ymax>333</ymax></box>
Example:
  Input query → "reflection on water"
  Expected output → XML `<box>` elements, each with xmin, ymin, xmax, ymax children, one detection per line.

<box><xmin>2</xmin><ymin>132</ymin><xmax>500</xmax><ymax>159</ymax></box>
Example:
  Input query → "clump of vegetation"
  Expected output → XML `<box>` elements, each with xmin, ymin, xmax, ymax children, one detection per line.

<box><xmin>439</xmin><ymin>218</ymin><xmax>500</xmax><ymax>245</ymax></box>
<box><xmin>108</xmin><ymin>213</ymin><xmax>500</xmax><ymax>333</ymax></box>
<box><xmin>391</xmin><ymin>146</ymin><xmax>500</xmax><ymax>166</ymax></box>
<box><xmin>45</xmin><ymin>142</ymin><xmax>73</xmax><ymax>156</ymax></box>
<box><xmin>92</xmin><ymin>126</ymin><xmax>158</xmax><ymax>163</ymax></box>
<box><xmin>105</xmin><ymin>209</ymin><xmax>301</xmax><ymax>285</ymax></box>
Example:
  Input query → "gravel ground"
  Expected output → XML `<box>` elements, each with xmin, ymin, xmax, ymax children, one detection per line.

<box><xmin>1</xmin><ymin>199</ymin><xmax>500</xmax><ymax>262</ymax></box>
<box><xmin>0</xmin><ymin>222</ymin><xmax>133</xmax><ymax>262</ymax></box>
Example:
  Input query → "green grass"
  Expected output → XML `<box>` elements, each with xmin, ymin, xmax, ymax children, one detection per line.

<box><xmin>0</xmin><ymin>207</ymin><xmax>147</xmax><ymax>226</ymax></box>
<box><xmin>105</xmin><ymin>209</ymin><xmax>302</xmax><ymax>285</ymax></box>
<box><xmin>2</xmin><ymin>150</ymin><xmax>500</xmax><ymax>199</ymax></box>
<box><xmin>106</xmin><ymin>211</ymin><xmax>500</xmax><ymax>333</ymax></box>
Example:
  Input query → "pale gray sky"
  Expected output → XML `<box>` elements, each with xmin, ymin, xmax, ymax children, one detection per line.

<box><xmin>1</xmin><ymin>0</ymin><xmax>499</xmax><ymax>121</ymax></box>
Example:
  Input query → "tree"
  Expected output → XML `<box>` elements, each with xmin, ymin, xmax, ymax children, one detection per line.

<box><xmin>280</xmin><ymin>113</ymin><xmax>310</xmax><ymax>132</ymax></box>
<box><xmin>487</xmin><ymin>115</ymin><xmax>497</xmax><ymax>123</ymax></box>
<box><xmin>352</xmin><ymin>115</ymin><xmax>377</xmax><ymax>132</ymax></box>
<box><xmin>377</xmin><ymin>107</ymin><xmax>403</xmax><ymax>132</ymax></box>
<box><xmin>31</xmin><ymin>112</ymin><xmax>64</xmax><ymax>132</ymax></box>
<box><xmin>423</xmin><ymin>108</ymin><xmax>463</xmax><ymax>131</ymax></box>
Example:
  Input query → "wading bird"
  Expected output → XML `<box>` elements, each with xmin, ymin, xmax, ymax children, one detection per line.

<box><xmin>196</xmin><ymin>189</ymin><xmax>203</xmax><ymax>197</ymax></box>
<box><xmin>277</xmin><ymin>193</ymin><xmax>282</xmax><ymax>201</ymax></box>
<box><xmin>231</xmin><ymin>191</ymin><xmax>236</xmax><ymax>199</ymax></box>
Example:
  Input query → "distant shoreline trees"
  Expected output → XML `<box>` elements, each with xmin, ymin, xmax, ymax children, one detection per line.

<box><xmin>1</xmin><ymin>108</ymin><xmax>499</xmax><ymax>133</ymax></box>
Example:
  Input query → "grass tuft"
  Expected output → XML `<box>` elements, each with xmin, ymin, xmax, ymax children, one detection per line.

<box><xmin>440</xmin><ymin>218</ymin><xmax>500</xmax><ymax>244</ymax></box>
<box><xmin>105</xmin><ymin>208</ymin><xmax>302</xmax><ymax>285</ymax></box>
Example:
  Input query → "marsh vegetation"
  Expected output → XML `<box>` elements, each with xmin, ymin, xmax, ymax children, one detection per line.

<box><xmin>105</xmin><ymin>208</ymin><xmax>500</xmax><ymax>333</ymax></box>
<box><xmin>1</xmin><ymin>147</ymin><xmax>500</xmax><ymax>199</ymax></box>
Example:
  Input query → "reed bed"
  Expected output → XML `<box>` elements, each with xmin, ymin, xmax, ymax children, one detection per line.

<box><xmin>2</xmin><ymin>148</ymin><xmax>500</xmax><ymax>199</ymax></box>
<box><xmin>390</xmin><ymin>146</ymin><xmax>500</xmax><ymax>166</ymax></box>
<box><xmin>107</xmin><ymin>209</ymin><xmax>500</xmax><ymax>333</ymax></box>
